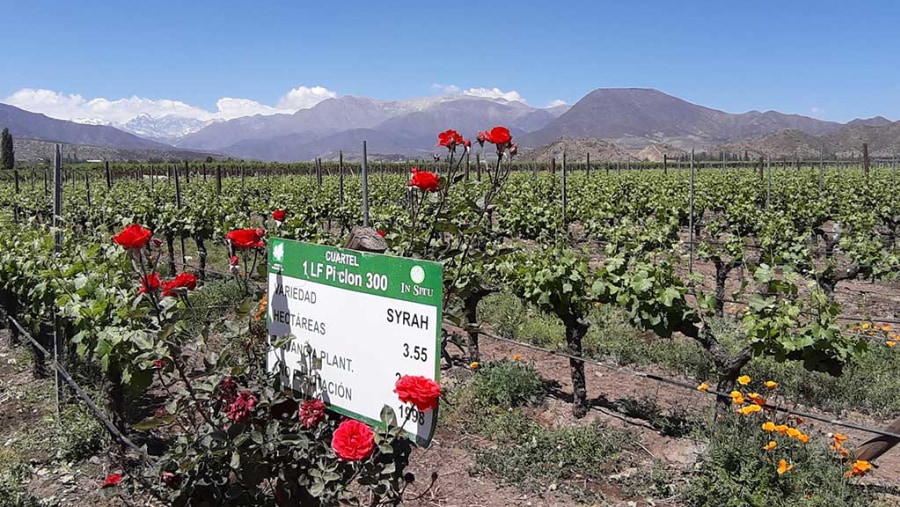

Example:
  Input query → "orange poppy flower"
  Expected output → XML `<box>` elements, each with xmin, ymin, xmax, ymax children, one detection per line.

<box><xmin>887</xmin><ymin>341</ymin><xmax>897</xmax><ymax>348</ymax></box>
<box><xmin>469</xmin><ymin>361</ymin><xmax>479</xmax><ymax>370</ymax></box>
<box><xmin>762</xmin><ymin>421</ymin><xmax>777</xmax><ymax>432</ymax></box>
<box><xmin>762</xmin><ymin>441</ymin><xmax>777</xmax><ymax>451</ymax></box>
<box><xmin>775</xmin><ymin>424</ymin><xmax>789</xmax><ymax>435</ymax></box>
<box><xmin>764</xmin><ymin>381</ymin><xmax>778</xmax><ymax>389</ymax></box>
<box><xmin>731</xmin><ymin>391</ymin><xmax>745</xmax><ymax>405</ymax></box>
<box><xmin>737</xmin><ymin>375</ymin><xmax>751</xmax><ymax>386</ymax></box>
<box><xmin>512</xmin><ymin>354</ymin><xmax>522</xmax><ymax>361</ymax></box>
<box><xmin>787</xmin><ymin>428</ymin><xmax>802</xmax><ymax>439</ymax></box>
<box><xmin>798</xmin><ymin>434</ymin><xmax>810</xmax><ymax>444</ymax></box>
<box><xmin>844</xmin><ymin>460</ymin><xmax>873</xmax><ymax>478</ymax></box>
<box><xmin>777</xmin><ymin>459</ymin><xmax>794</xmax><ymax>475</ymax></box>
<box><xmin>697</xmin><ymin>382</ymin><xmax>710</xmax><ymax>392</ymax></box>
<box><xmin>833</xmin><ymin>433</ymin><xmax>848</xmax><ymax>444</ymax></box>
<box><xmin>748</xmin><ymin>393</ymin><xmax>766</xmax><ymax>406</ymax></box>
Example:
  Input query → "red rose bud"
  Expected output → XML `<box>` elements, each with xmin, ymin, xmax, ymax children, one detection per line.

<box><xmin>162</xmin><ymin>272</ymin><xmax>198</xmax><ymax>297</ymax></box>
<box><xmin>509</xmin><ymin>144</ymin><xmax>518</xmax><ymax>156</ymax></box>
<box><xmin>113</xmin><ymin>224</ymin><xmax>153</xmax><ymax>250</ymax></box>
<box><xmin>331</xmin><ymin>420</ymin><xmax>375</xmax><ymax>461</ymax></box>
<box><xmin>152</xmin><ymin>359</ymin><xmax>166</xmax><ymax>369</ymax></box>
<box><xmin>408</xmin><ymin>168</ymin><xmax>440</xmax><ymax>192</ymax></box>
<box><xmin>229</xmin><ymin>256</ymin><xmax>240</xmax><ymax>266</ymax></box>
<box><xmin>161</xmin><ymin>471</ymin><xmax>180</xmax><ymax>489</ymax></box>
<box><xmin>138</xmin><ymin>273</ymin><xmax>161</xmax><ymax>295</ymax></box>
<box><xmin>102</xmin><ymin>473</ymin><xmax>122</xmax><ymax>488</ymax></box>
<box><xmin>476</xmin><ymin>131</ymin><xmax>486</xmax><ymax>146</ymax></box>
<box><xmin>376</xmin><ymin>230</ymin><xmax>387</xmax><ymax>237</ymax></box>
<box><xmin>272</xmin><ymin>209</ymin><xmax>286</xmax><ymax>222</ymax></box>
<box><xmin>464</xmin><ymin>139</ymin><xmax>472</xmax><ymax>149</ymax></box>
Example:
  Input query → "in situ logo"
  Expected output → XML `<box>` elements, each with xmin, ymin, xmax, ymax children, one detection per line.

<box><xmin>401</xmin><ymin>264</ymin><xmax>434</xmax><ymax>298</ymax></box>
<box><xmin>409</xmin><ymin>265</ymin><xmax>425</xmax><ymax>284</ymax></box>
<box><xmin>273</xmin><ymin>242</ymin><xmax>285</xmax><ymax>263</ymax></box>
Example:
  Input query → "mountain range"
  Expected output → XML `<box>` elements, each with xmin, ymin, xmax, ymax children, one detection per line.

<box><xmin>1</xmin><ymin>88</ymin><xmax>898</xmax><ymax>162</ymax></box>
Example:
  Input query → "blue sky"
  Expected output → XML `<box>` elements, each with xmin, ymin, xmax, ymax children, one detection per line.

<box><xmin>2</xmin><ymin>0</ymin><xmax>899</xmax><ymax>123</ymax></box>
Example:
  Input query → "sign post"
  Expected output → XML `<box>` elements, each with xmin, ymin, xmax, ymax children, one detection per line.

<box><xmin>267</xmin><ymin>238</ymin><xmax>442</xmax><ymax>445</ymax></box>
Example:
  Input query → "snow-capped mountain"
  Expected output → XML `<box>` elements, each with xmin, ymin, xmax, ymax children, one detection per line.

<box><xmin>73</xmin><ymin>117</ymin><xmax>112</xmax><ymax>126</ymax></box>
<box><xmin>120</xmin><ymin>114</ymin><xmax>214</xmax><ymax>142</ymax></box>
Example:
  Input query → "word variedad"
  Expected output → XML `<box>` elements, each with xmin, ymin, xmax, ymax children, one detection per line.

<box><xmin>273</xmin><ymin>282</ymin><xmax>317</xmax><ymax>304</ymax></box>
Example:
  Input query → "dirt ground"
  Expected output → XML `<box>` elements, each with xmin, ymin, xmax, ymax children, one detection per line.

<box><xmin>3</xmin><ymin>284</ymin><xmax>900</xmax><ymax>507</ymax></box>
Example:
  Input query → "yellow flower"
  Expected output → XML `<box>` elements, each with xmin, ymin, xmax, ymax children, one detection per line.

<box><xmin>798</xmin><ymin>433</ymin><xmax>810</xmax><ymax>444</ymax></box>
<box><xmin>845</xmin><ymin>460</ymin><xmax>873</xmax><ymax>478</ymax></box>
<box><xmin>737</xmin><ymin>375</ymin><xmax>751</xmax><ymax>386</ymax></box>
<box><xmin>765</xmin><ymin>380</ymin><xmax>778</xmax><ymax>389</ymax></box>
<box><xmin>470</xmin><ymin>361</ymin><xmax>479</xmax><ymax>370</ymax></box>
<box><xmin>697</xmin><ymin>382</ymin><xmax>710</xmax><ymax>392</ymax></box>
<box><xmin>787</xmin><ymin>427</ymin><xmax>802</xmax><ymax>439</ymax></box>
<box><xmin>739</xmin><ymin>404</ymin><xmax>762</xmax><ymax>415</ymax></box>
<box><xmin>833</xmin><ymin>433</ymin><xmax>848</xmax><ymax>444</ymax></box>
<box><xmin>887</xmin><ymin>341</ymin><xmax>897</xmax><ymax>348</ymax></box>
<box><xmin>762</xmin><ymin>421</ymin><xmax>776</xmax><ymax>432</ymax></box>
<box><xmin>730</xmin><ymin>391</ymin><xmax>745</xmax><ymax>405</ymax></box>
<box><xmin>776</xmin><ymin>459</ymin><xmax>794</xmax><ymax>475</ymax></box>
<box><xmin>861</xmin><ymin>322</ymin><xmax>871</xmax><ymax>330</ymax></box>
<box><xmin>512</xmin><ymin>354</ymin><xmax>522</xmax><ymax>361</ymax></box>
<box><xmin>882</xmin><ymin>324</ymin><xmax>891</xmax><ymax>332</ymax></box>
<box><xmin>775</xmin><ymin>424</ymin><xmax>789</xmax><ymax>435</ymax></box>
<box><xmin>762</xmin><ymin>441</ymin><xmax>777</xmax><ymax>451</ymax></box>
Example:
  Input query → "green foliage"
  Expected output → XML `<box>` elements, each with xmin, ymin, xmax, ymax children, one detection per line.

<box><xmin>502</xmin><ymin>246</ymin><xmax>593</xmax><ymax>320</ymax></box>
<box><xmin>468</xmin><ymin>359</ymin><xmax>545</xmax><ymax>408</ymax></box>
<box><xmin>56</xmin><ymin>405</ymin><xmax>106</xmax><ymax>463</ymax></box>
<box><xmin>684</xmin><ymin>413</ymin><xmax>879</xmax><ymax>507</ymax></box>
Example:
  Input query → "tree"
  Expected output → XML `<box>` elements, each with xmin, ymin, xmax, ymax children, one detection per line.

<box><xmin>1</xmin><ymin>128</ymin><xmax>14</xmax><ymax>170</ymax></box>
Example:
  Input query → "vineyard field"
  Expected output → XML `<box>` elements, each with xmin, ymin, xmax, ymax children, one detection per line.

<box><xmin>1</xmin><ymin>159</ymin><xmax>899</xmax><ymax>507</ymax></box>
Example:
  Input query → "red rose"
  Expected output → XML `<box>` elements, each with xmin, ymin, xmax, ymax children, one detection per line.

<box><xmin>376</xmin><ymin>230</ymin><xmax>386</xmax><ymax>238</ymax></box>
<box><xmin>331</xmin><ymin>419</ymin><xmax>375</xmax><ymax>461</ymax></box>
<box><xmin>152</xmin><ymin>359</ymin><xmax>166</xmax><ymax>369</ymax></box>
<box><xmin>408</xmin><ymin>168</ymin><xmax>440</xmax><ymax>192</ymax></box>
<box><xmin>225</xmin><ymin>390</ymin><xmax>257</xmax><ymax>422</ymax></box>
<box><xmin>483</xmin><ymin>126</ymin><xmax>512</xmax><ymax>145</ymax></box>
<box><xmin>113</xmin><ymin>224</ymin><xmax>152</xmax><ymax>250</ymax></box>
<box><xmin>162</xmin><ymin>272</ymin><xmax>198</xmax><ymax>297</ymax></box>
<box><xmin>437</xmin><ymin>129</ymin><xmax>464</xmax><ymax>151</ymax></box>
<box><xmin>138</xmin><ymin>273</ymin><xmax>161</xmax><ymax>295</ymax></box>
<box><xmin>102</xmin><ymin>473</ymin><xmax>122</xmax><ymax>488</ymax></box>
<box><xmin>464</xmin><ymin>139</ymin><xmax>471</xmax><ymax>149</ymax></box>
<box><xmin>272</xmin><ymin>209</ymin><xmax>286</xmax><ymax>222</ymax></box>
<box><xmin>226</xmin><ymin>228</ymin><xmax>265</xmax><ymax>249</ymax></box>
<box><xmin>394</xmin><ymin>375</ymin><xmax>442</xmax><ymax>411</ymax></box>
<box><xmin>299</xmin><ymin>399</ymin><xmax>327</xmax><ymax>429</ymax></box>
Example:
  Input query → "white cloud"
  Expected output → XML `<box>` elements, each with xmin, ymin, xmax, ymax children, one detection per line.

<box><xmin>276</xmin><ymin>85</ymin><xmax>337</xmax><ymax>110</ymax></box>
<box><xmin>462</xmin><ymin>87</ymin><xmax>526</xmax><ymax>103</ymax></box>
<box><xmin>810</xmin><ymin>106</ymin><xmax>825</xmax><ymax>115</ymax></box>
<box><xmin>431</xmin><ymin>83</ymin><xmax>461</xmax><ymax>94</ymax></box>
<box><xmin>3</xmin><ymin>85</ymin><xmax>338</xmax><ymax>124</ymax></box>
<box><xmin>547</xmin><ymin>99</ymin><xmax>568</xmax><ymax>108</ymax></box>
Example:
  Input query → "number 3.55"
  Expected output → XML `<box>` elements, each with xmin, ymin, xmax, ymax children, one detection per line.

<box><xmin>402</xmin><ymin>343</ymin><xmax>427</xmax><ymax>362</ymax></box>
